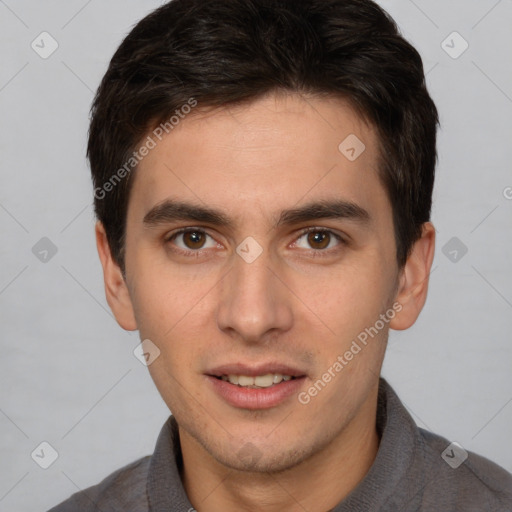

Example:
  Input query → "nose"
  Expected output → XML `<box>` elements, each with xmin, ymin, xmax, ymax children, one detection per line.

<box><xmin>216</xmin><ymin>245</ymin><xmax>293</xmax><ymax>344</ymax></box>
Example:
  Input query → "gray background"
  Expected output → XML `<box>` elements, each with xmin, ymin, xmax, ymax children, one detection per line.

<box><xmin>0</xmin><ymin>0</ymin><xmax>511</xmax><ymax>510</ymax></box>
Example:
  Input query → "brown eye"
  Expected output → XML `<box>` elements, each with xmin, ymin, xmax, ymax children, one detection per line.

<box><xmin>294</xmin><ymin>228</ymin><xmax>344</xmax><ymax>253</ymax></box>
<box><xmin>167</xmin><ymin>228</ymin><xmax>217</xmax><ymax>254</ymax></box>
<box><xmin>307</xmin><ymin>231</ymin><xmax>331</xmax><ymax>250</ymax></box>
<box><xmin>182</xmin><ymin>231</ymin><xmax>206</xmax><ymax>249</ymax></box>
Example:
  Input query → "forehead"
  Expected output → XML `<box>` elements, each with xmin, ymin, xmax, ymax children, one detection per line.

<box><xmin>128</xmin><ymin>92</ymin><xmax>388</xmax><ymax>228</ymax></box>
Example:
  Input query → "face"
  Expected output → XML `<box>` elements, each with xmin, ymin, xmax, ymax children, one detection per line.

<box><xmin>98</xmin><ymin>92</ymin><xmax>431</xmax><ymax>474</ymax></box>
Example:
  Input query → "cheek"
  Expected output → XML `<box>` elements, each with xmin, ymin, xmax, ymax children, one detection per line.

<box><xmin>128</xmin><ymin>249</ymin><xmax>214</xmax><ymax>337</ymax></box>
<box><xmin>141</xmin><ymin>314</ymin><xmax>206</xmax><ymax>413</ymax></box>
<box><xmin>294</xmin><ymin>257</ymin><xmax>394</xmax><ymax>339</ymax></box>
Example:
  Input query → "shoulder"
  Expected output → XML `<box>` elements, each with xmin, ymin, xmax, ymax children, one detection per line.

<box><xmin>48</xmin><ymin>456</ymin><xmax>151</xmax><ymax>512</ymax></box>
<box><xmin>418</xmin><ymin>427</ymin><xmax>512</xmax><ymax>510</ymax></box>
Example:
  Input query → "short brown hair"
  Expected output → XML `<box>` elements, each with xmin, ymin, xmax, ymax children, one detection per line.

<box><xmin>88</xmin><ymin>0</ymin><xmax>439</xmax><ymax>272</ymax></box>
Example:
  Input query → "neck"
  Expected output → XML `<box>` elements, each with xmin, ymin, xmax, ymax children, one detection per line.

<box><xmin>180</xmin><ymin>387</ymin><xmax>381</xmax><ymax>512</ymax></box>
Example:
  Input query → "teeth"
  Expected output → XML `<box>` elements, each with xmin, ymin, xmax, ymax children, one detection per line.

<box><xmin>254</xmin><ymin>374</ymin><xmax>274</xmax><ymax>387</ymax></box>
<box><xmin>237</xmin><ymin>375</ymin><xmax>254</xmax><ymax>386</ymax></box>
<box><xmin>227</xmin><ymin>375</ymin><xmax>239</xmax><ymax>385</ymax></box>
<box><xmin>221</xmin><ymin>373</ymin><xmax>295</xmax><ymax>388</ymax></box>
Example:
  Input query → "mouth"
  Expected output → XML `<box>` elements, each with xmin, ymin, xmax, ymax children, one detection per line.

<box><xmin>205</xmin><ymin>363</ymin><xmax>307</xmax><ymax>409</ymax></box>
<box><xmin>212</xmin><ymin>373</ymin><xmax>298</xmax><ymax>388</ymax></box>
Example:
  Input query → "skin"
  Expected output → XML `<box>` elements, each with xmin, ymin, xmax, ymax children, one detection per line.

<box><xmin>96</xmin><ymin>91</ymin><xmax>435</xmax><ymax>512</ymax></box>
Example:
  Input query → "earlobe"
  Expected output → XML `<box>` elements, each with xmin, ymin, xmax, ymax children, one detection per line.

<box><xmin>389</xmin><ymin>222</ymin><xmax>436</xmax><ymax>331</ymax></box>
<box><xmin>95</xmin><ymin>220</ymin><xmax>138</xmax><ymax>331</ymax></box>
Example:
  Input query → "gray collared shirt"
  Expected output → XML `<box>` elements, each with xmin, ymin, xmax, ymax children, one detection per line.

<box><xmin>49</xmin><ymin>378</ymin><xmax>512</xmax><ymax>511</ymax></box>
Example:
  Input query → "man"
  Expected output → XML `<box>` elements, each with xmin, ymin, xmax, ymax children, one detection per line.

<box><xmin>50</xmin><ymin>0</ymin><xmax>512</xmax><ymax>510</ymax></box>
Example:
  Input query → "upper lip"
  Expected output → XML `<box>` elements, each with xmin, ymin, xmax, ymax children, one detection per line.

<box><xmin>206</xmin><ymin>362</ymin><xmax>307</xmax><ymax>378</ymax></box>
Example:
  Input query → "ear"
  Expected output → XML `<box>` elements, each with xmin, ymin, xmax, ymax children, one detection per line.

<box><xmin>95</xmin><ymin>220</ymin><xmax>137</xmax><ymax>331</ymax></box>
<box><xmin>389</xmin><ymin>222</ymin><xmax>436</xmax><ymax>331</ymax></box>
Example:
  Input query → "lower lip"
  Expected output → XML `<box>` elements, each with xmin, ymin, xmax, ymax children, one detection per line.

<box><xmin>206</xmin><ymin>375</ymin><xmax>306</xmax><ymax>410</ymax></box>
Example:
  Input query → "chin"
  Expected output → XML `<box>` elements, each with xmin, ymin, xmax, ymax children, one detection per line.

<box><xmin>192</xmin><ymin>426</ymin><xmax>329</xmax><ymax>475</ymax></box>
<box><xmin>217</xmin><ymin>444</ymin><xmax>314</xmax><ymax>474</ymax></box>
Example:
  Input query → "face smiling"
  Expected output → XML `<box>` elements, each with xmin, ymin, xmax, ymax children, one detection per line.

<box><xmin>96</xmin><ymin>91</ymin><xmax>434</xmax><ymax>483</ymax></box>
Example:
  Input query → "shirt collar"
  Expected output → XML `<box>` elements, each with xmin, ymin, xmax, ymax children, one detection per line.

<box><xmin>331</xmin><ymin>378</ymin><xmax>426</xmax><ymax>511</ymax></box>
<box><xmin>147</xmin><ymin>413</ymin><xmax>193</xmax><ymax>511</ymax></box>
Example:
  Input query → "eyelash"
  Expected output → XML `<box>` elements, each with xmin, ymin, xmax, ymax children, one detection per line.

<box><xmin>164</xmin><ymin>227</ymin><xmax>347</xmax><ymax>259</ymax></box>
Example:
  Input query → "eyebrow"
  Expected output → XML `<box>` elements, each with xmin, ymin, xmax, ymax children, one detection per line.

<box><xmin>142</xmin><ymin>198</ymin><xmax>371</xmax><ymax>229</ymax></box>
